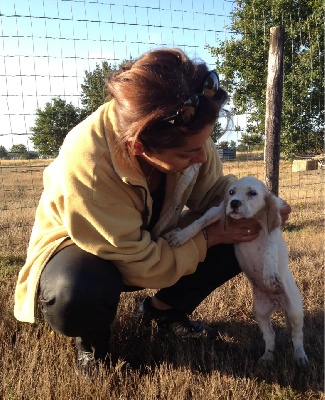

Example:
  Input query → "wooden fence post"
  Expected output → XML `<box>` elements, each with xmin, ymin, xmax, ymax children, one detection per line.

<box><xmin>264</xmin><ymin>25</ymin><xmax>284</xmax><ymax>196</ymax></box>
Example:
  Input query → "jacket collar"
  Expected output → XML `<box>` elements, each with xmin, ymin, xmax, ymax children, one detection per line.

<box><xmin>104</xmin><ymin>100</ymin><xmax>201</xmax><ymax>237</ymax></box>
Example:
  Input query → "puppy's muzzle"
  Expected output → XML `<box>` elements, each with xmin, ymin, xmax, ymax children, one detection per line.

<box><xmin>230</xmin><ymin>199</ymin><xmax>241</xmax><ymax>211</ymax></box>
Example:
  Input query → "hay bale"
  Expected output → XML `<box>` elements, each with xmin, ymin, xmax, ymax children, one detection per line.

<box><xmin>292</xmin><ymin>159</ymin><xmax>318</xmax><ymax>172</ymax></box>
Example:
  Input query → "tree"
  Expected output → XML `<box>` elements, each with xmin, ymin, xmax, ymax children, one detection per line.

<box><xmin>211</xmin><ymin>121</ymin><xmax>223</xmax><ymax>143</ymax></box>
<box><xmin>219</xmin><ymin>141</ymin><xmax>230</xmax><ymax>149</ymax></box>
<box><xmin>80</xmin><ymin>59</ymin><xmax>134</xmax><ymax>115</ymax></box>
<box><xmin>207</xmin><ymin>0</ymin><xmax>324</xmax><ymax>158</ymax></box>
<box><xmin>81</xmin><ymin>61</ymin><xmax>117</xmax><ymax>115</ymax></box>
<box><xmin>10</xmin><ymin>144</ymin><xmax>28</xmax><ymax>159</ymax></box>
<box><xmin>0</xmin><ymin>145</ymin><xmax>8</xmax><ymax>159</ymax></box>
<box><xmin>239</xmin><ymin>133</ymin><xmax>264</xmax><ymax>151</ymax></box>
<box><xmin>26</xmin><ymin>151</ymin><xmax>39</xmax><ymax>159</ymax></box>
<box><xmin>30</xmin><ymin>97</ymin><xmax>86</xmax><ymax>157</ymax></box>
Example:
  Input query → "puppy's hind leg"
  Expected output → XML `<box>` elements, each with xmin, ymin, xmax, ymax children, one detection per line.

<box><xmin>253</xmin><ymin>292</ymin><xmax>276</xmax><ymax>364</ymax></box>
<box><xmin>284</xmin><ymin>279</ymin><xmax>309</xmax><ymax>366</ymax></box>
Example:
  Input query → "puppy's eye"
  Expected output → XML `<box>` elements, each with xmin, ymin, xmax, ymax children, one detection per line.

<box><xmin>249</xmin><ymin>190</ymin><xmax>257</xmax><ymax>196</ymax></box>
<box><xmin>229</xmin><ymin>189</ymin><xmax>235</xmax><ymax>195</ymax></box>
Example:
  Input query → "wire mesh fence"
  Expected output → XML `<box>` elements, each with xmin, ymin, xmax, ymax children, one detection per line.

<box><xmin>0</xmin><ymin>0</ymin><xmax>323</xmax><ymax>255</ymax></box>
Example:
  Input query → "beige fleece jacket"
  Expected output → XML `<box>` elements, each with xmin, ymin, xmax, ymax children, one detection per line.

<box><xmin>14</xmin><ymin>101</ymin><xmax>237</xmax><ymax>323</ymax></box>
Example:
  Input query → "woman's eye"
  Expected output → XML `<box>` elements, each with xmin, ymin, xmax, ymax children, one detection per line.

<box><xmin>179</xmin><ymin>154</ymin><xmax>192</xmax><ymax>160</ymax></box>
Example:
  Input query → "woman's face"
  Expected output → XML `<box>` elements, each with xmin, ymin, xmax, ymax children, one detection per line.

<box><xmin>138</xmin><ymin>122</ymin><xmax>215</xmax><ymax>173</ymax></box>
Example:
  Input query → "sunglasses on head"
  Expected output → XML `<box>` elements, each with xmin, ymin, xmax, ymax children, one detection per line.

<box><xmin>161</xmin><ymin>70</ymin><xmax>220</xmax><ymax>126</ymax></box>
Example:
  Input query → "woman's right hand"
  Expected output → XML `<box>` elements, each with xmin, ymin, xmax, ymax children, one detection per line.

<box><xmin>205</xmin><ymin>217</ymin><xmax>261</xmax><ymax>248</ymax></box>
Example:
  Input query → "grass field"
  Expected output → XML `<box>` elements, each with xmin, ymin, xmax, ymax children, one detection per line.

<box><xmin>0</xmin><ymin>158</ymin><xmax>324</xmax><ymax>399</ymax></box>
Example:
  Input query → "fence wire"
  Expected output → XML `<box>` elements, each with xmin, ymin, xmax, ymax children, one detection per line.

<box><xmin>0</xmin><ymin>0</ymin><xmax>323</xmax><ymax>254</ymax></box>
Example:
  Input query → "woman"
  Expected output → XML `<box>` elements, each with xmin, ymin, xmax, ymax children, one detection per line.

<box><xmin>14</xmin><ymin>48</ymin><xmax>289</xmax><ymax>373</ymax></box>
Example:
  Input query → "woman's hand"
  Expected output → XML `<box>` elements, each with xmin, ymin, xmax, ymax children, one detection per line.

<box><xmin>279</xmin><ymin>200</ymin><xmax>291</xmax><ymax>226</ymax></box>
<box><xmin>205</xmin><ymin>218</ymin><xmax>261</xmax><ymax>248</ymax></box>
<box><xmin>204</xmin><ymin>200</ymin><xmax>292</xmax><ymax>248</ymax></box>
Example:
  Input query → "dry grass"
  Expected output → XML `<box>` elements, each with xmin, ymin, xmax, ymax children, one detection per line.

<box><xmin>0</xmin><ymin>158</ymin><xmax>324</xmax><ymax>399</ymax></box>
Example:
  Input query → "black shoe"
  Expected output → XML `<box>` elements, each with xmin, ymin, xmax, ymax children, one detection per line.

<box><xmin>76</xmin><ymin>350</ymin><xmax>97</xmax><ymax>376</ymax></box>
<box><xmin>75</xmin><ymin>333</ymin><xmax>110</xmax><ymax>376</ymax></box>
<box><xmin>76</xmin><ymin>349</ymin><xmax>111</xmax><ymax>377</ymax></box>
<box><xmin>137</xmin><ymin>296</ymin><xmax>216</xmax><ymax>338</ymax></box>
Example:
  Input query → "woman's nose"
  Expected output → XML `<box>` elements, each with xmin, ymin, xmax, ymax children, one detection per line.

<box><xmin>191</xmin><ymin>147</ymin><xmax>207</xmax><ymax>164</ymax></box>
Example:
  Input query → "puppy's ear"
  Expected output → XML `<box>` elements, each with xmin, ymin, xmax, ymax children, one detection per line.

<box><xmin>265</xmin><ymin>192</ymin><xmax>281</xmax><ymax>233</ymax></box>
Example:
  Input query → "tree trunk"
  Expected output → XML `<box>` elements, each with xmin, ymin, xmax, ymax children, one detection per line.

<box><xmin>264</xmin><ymin>26</ymin><xmax>284</xmax><ymax>196</ymax></box>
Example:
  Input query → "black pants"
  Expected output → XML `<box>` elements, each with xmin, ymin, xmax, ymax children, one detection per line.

<box><xmin>39</xmin><ymin>244</ymin><xmax>241</xmax><ymax>356</ymax></box>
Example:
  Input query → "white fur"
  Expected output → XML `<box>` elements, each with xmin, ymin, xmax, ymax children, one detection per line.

<box><xmin>165</xmin><ymin>176</ymin><xmax>308</xmax><ymax>366</ymax></box>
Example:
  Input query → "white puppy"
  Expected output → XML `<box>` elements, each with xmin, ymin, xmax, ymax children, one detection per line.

<box><xmin>165</xmin><ymin>176</ymin><xmax>308</xmax><ymax>366</ymax></box>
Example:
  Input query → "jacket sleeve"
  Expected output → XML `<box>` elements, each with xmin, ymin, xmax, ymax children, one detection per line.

<box><xmin>40</xmin><ymin>152</ymin><xmax>207</xmax><ymax>289</ymax></box>
<box><xmin>58</xmin><ymin>195</ymin><xmax>207</xmax><ymax>289</ymax></box>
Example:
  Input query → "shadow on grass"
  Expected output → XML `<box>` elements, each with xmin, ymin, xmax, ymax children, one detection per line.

<box><xmin>0</xmin><ymin>259</ymin><xmax>323</xmax><ymax>396</ymax></box>
<box><xmin>0</xmin><ymin>254</ymin><xmax>25</xmax><ymax>267</ymax></box>
<box><xmin>109</xmin><ymin>309</ymin><xmax>324</xmax><ymax>393</ymax></box>
<box><xmin>284</xmin><ymin>219</ymin><xmax>324</xmax><ymax>232</ymax></box>
<box><xmin>1</xmin><ymin>300</ymin><xmax>323</xmax><ymax>397</ymax></box>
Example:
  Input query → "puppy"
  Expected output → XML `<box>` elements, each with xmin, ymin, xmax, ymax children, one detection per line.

<box><xmin>165</xmin><ymin>176</ymin><xmax>308</xmax><ymax>366</ymax></box>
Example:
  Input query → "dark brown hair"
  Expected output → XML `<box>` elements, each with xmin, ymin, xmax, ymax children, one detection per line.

<box><xmin>106</xmin><ymin>48</ymin><xmax>228</xmax><ymax>153</ymax></box>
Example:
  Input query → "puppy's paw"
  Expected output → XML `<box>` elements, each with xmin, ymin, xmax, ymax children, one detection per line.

<box><xmin>258</xmin><ymin>351</ymin><xmax>274</xmax><ymax>365</ymax></box>
<box><xmin>263</xmin><ymin>271</ymin><xmax>282</xmax><ymax>288</ymax></box>
<box><xmin>164</xmin><ymin>231</ymin><xmax>188</xmax><ymax>247</ymax></box>
<box><xmin>294</xmin><ymin>349</ymin><xmax>309</xmax><ymax>366</ymax></box>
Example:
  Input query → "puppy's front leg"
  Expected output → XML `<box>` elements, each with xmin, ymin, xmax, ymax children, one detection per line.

<box><xmin>165</xmin><ymin>203</ymin><xmax>224</xmax><ymax>247</ymax></box>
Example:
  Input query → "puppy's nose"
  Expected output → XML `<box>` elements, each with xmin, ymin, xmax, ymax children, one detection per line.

<box><xmin>230</xmin><ymin>199</ymin><xmax>241</xmax><ymax>209</ymax></box>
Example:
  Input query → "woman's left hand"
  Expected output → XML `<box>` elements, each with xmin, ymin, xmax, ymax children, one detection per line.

<box><xmin>279</xmin><ymin>200</ymin><xmax>291</xmax><ymax>226</ymax></box>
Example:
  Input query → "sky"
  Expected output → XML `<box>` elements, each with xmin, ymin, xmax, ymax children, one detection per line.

<box><xmin>0</xmin><ymin>0</ymin><xmax>242</xmax><ymax>151</ymax></box>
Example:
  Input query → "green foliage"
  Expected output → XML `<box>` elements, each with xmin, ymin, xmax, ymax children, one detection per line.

<box><xmin>80</xmin><ymin>61</ymin><xmax>118</xmax><ymax>115</ymax></box>
<box><xmin>207</xmin><ymin>0</ymin><xmax>324</xmax><ymax>158</ymax></box>
<box><xmin>29</xmin><ymin>60</ymin><xmax>133</xmax><ymax>158</ymax></box>
<box><xmin>215</xmin><ymin>140</ymin><xmax>237</xmax><ymax>150</ymax></box>
<box><xmin>30</xmin><ymin>97</ymin><xmax>86</xmax><ymax>157</ymax></box>
<box><xmin>0</xmin><ymin>145</ymin><xmax>8</xmax><ymax>159</ymax></box>
<box><xmin>211</xmin><ymin>121</ymin><xmax>223</xmax><ymax>142</ymax></box>
<box><xmin>239</xmin><ymin>133</ymin><xmax>264</xmax><ymax>150</ymax></box>
<box><xmin>218</xmin><ymin>141</ymin><xmax>230</xmax><ymax>149</ymax></box>
<box><xmin>26</xmin><ymin>151</ymin><xmax>39</xmax><ymax>159</ymax></box>
<box><xmin>0</xmin><ymin>145</ymin><xmax>38</xmax><ymax>160</ymax></box>
<box><xmin>80</xmin><ymin>59</ymin><xmax>134</xmax><ymax>115</ymax></box>
<box><xmin>9</xmin><ymin>144</ymin><xmax>28</xmax><ymax>159</ymax></box>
